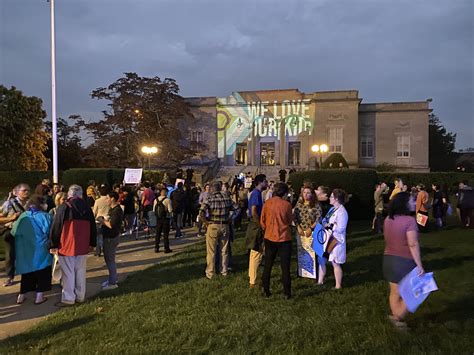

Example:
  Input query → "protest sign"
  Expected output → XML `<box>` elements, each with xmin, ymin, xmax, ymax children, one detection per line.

<box><xmin>296</xmin><ymin>234</ymin><xmax>317</xmax><ymax>279</ymax></box>
<box><xmin>399</xmin><ymin>267</ymin><xmax>438</xmax><ymax>313</ymax></box>
<box><xmin>124</xmin><ymin>168</ymin><xmax>143</xmax><ymax>184</ymax></box>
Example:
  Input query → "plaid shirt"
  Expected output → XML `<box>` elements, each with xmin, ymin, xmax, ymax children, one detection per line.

<box><xmin>200</xmin><ymin>191</ymin><xmax>235</xmax><ymax>223</ymax></box>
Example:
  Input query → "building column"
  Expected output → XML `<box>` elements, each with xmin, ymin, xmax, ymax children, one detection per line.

<box><xmin>279</xmin><ymin>119</ymin><xmax>286</xmax><ymax>167</ymax></box>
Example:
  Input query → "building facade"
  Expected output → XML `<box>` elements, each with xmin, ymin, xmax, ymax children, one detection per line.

<box><xmin>185</xmin><ymin>89</ymin><xmax>431</xmax><ymax>172</ymax></box>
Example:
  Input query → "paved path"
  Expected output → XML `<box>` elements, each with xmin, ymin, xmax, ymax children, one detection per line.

<box><xmin>0</xmin><ymin>227</ymin><xmax>201</xmax><ymax>340</ymax></box>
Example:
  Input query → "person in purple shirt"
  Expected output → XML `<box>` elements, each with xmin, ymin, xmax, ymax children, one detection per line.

<box><xmin>245</xmin><ymin>174</ymin><xmax>268</xmax><ymax>288</ymax></box>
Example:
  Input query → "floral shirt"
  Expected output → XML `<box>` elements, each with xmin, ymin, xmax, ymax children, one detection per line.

<box><xmin>293</xmin><ymin>201</ymin><xmax>322</xmax><ymax>230</ymax></box>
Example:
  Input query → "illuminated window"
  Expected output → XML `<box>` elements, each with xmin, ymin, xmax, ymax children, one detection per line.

<box><xmin>360</xmin><ymin>136</ymin><xmax>374</xmax><ymax>158</ymax></box>
<box><xmin>328</xmin><ymin>128</ymin><xmax>343</xmax><ymax>153</ymax></box>
<box><xmin>397</xmin><ymin>136</ymin><xmax>410</xmax><ymax>157</ymax></box>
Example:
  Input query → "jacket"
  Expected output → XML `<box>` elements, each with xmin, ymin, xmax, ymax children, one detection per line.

<box><xmin>50</xmin><ymin>197</ymin><xmax>97</xmax><ymax>256</ymax></box>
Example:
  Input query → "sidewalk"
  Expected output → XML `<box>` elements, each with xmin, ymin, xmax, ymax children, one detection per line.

<box><xmin>0</xmin><ymin>227</ymin><xmax>201</xmax><ymax>340</ymax></box>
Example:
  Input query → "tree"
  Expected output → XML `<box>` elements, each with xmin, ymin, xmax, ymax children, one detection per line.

<box><xmin>0</xmin><ymin>85</ymin><xmax>49</xmax><ymax>171</ymax></box>
<box><xmin>44</xmin><ymin>115</ymin><xmax>85</xmax><ymax>170</ymax></box>
<box><xmin>75</xmin><ymin>73</ymin><xmax>193</xmax><ymax>168</ymax></box>
<box><xmin>429</xmin><ymin>113</ymin><xmax>457</xmax><ymax>171</ymax></box>
<box><xmin>322</xmin><ymin>153</ymin><xmax>349</xmax><ymax>169</ymax></box>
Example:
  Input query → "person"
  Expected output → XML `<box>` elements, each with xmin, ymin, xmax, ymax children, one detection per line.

<box><xmin>408</xmin><ymin>187</ymin><xmax>418</xmax><ymax>216</ymax></box>
<box><xmin>383</xmin><ymin>192</ymin><xmax>424</xmax><ymax>329</ymax></box>
<box><xmin>294</xmin><ymin>186</ymin><xmax>322</xmax><ymax>235</ymax></box>
<box><xmin>170</xmin><ymin>182</ymin><xmax>186</xmax><ymax>238</ymax></box>
<box><xmin>415</xmin><ymin>184</ymin><xmax>430</xmax><ymax>232</ymax></box>
<box><xmin>245</xmin><ymin>174</ymin><xmax>267</xmax><ymax>288</ymax></box>
<box><xmin>153</xmin><ymin>187</ymin><xmax>173</xmax><ymax>253</ymax></box>
<box><xmin>197</xmin><ymin>184</ymin><xmax>210</xmax><ymax>237</ymax></box>
<box><xmin>263</xmin><ymin>181</ymin><xmax>274</xmax><ymax>202</ymax></box>
<box><xmin>49</xmin><ymin>184</ymin><xmax>97</xmax><ymax>307</ymax></box>
<box><xmin>2</xmin><ymin>184</ymin><xmax>29</xmax><ymax>286</ymax></box>
<box><xmin>315</xmin><ymin>185</ymin><xmax>331</xmax><ymax>217</ymax></box>
<box><xmin>278</xmin><ymin>168</ymin><xmax>287</xmax><ymax>182</ymax></box>
<box><xmin>199</xmin><ymin>181</ymin><xmax>235</xmax><ymax>279</ymax></box>
<box><xmin>234</xmin><ymin>185</ymin><xmax>248</xmax><ymax>231</ymax></box>
<box><xmin>432</xmin><ymin>183</ymin><xmax>446</xmax><ymax>229</ymax></box>
<box><xmin>317</xmin><ymin>189</ymin><xmax>349</xmax><ymax>289</ymax></box>
<box><xmin>260</xmin><ymin>182</ymin><xmax>294</xmax><ymax>299</ymax></box>
<box><xmin>457</xmin><ymin>180</ymin><xmax>473</xmax><ymax>228</ymax></box>
<box><xmin>99</xmin><ymin>191</ymin><xmax>124</xmax><ymax>290</ymax></box>
<box><xmin>244</xmin><ymin>173</ymin><xmax>253</xmax><ymax>189</ymax></box>
<box><xmin>34</xmin><ymin>179</ymin><xmax>51</xmax><ymax>196</ymax></box>
<box><xmin>373</xmin><ymin>182</ymin><xmax>389</xmax><ymax>233</ymax></box>
<box><xmin>141</xmin><ymin>182</ymin><xmax>156</xmax><ymax>224</ymax></box>
<box><xmin>389</xmin><ymin>178</ymin><xmax>404</xmax><ymax>201</ymax></box>
<box><xmin>86</xmin><ymin>180</ymin><xmax>98</xmax><ymax>208</ymax></box>
<box><xmin>93</xmin><ymin>185</ymin><xmax>110</xmax><ymax>257</ymax></box>
<box><xmin>121</xmin><ymin>186</ymin><xmax>137</xmax><ymax>235</ymax></box>
<box><xmin>12</xmin><ymin>195</ymin><xmax>52</xmax><ymax>305</ymax></box>
<box><xmin>49</xmin><ymin>192</ymin><xmax>67</xmax><ymax>217</ymax></box>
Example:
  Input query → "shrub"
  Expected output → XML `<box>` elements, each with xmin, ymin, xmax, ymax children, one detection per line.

<box><xmin>0</xmin><ymin>171</ymin><xmax>62</xmax><ymax>194</ymax></box>
<box><xmin>289</xmin><ymin>169</ymin><xmax>378</xmax><ymax>220</ymax></box>
<box><xmin>62</xmin><ymin>169</ymin><xmax>163</xmax><ymax>191</ymax></box>
<box><xmin>322</xmin><ymin>153</ymin><xmax>349</xmax><ymax>169</ymax></box>
<box><xmin>375</xmin><ymin>162</ymin><xmax>397</xmax><ymax>172</ymax></box>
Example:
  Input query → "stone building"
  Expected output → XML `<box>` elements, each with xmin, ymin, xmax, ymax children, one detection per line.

<box><xmin>184</xmin><ymin>89</ymin><xmax>431</xmax><ymax>175</ymax></box>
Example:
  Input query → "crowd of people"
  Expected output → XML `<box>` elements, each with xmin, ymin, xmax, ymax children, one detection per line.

<box><xmin>1</xmin><ymin>173</ymin><xmax>472</xmax><ymax>329</ymax></box>
<box><xmin>373</xmin><ymin>178</ymin><xmax>473</xmax><ymax>233</ymax></box>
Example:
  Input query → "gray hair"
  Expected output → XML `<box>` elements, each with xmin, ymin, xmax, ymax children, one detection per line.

<box><xmin>67</xmin><ymin>184</ymin><xmax>83</xmax><ymax>198</ymax></box>
<box><xmin>13</xmin><ymin>183</ymin><xmax>30</xmax><ymax>194</ymax></box>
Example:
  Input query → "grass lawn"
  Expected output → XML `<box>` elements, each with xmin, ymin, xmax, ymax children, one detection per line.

<box><xmin>1</xmin><ymin>227</ymin><xmax>473</xmax><ymax>353</ymax></box>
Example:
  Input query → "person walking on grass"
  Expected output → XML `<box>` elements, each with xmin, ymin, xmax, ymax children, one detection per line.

<box><xmin>245</xmin><ymin>174</ymin><xmax>267</xmax><ymax>288</ymax></box>
<box><xmin>415</xmin><ymin>184</ymin><xmax>430</xmax><ymax>233</ymax></box>
<box><xmin>200</xmin><ymin>181</ymin><xmax>235</xmax><ymax>279</ymax></box>
<box><xmin>153</xmin><ymin>187</ymin><xmax>173</xmax><ymax>254</ymax></box>
<box><xmin>383</xmin><ymin>192</ymin><xmax>424</xmax><ymax>329</ymax></box>
<box><xmin>317</xmin><ymin>189</ymin><xmax>349</xmax><ymax>289</ymax></box>
<box><xmin>50</xmin><ymin>185</ymin><xmax>97</xmax><ymax>307</ymax></box>
<box><xmin>98</xmin><ymin>191</ymin><xmax>124</xmax><ymax>290</ymax></box>
<box><xmin>260</xmin><ymin>182</ymin><xmax>294</xmax><ymax>299</ymax></box>
<box><xmin>12</xmin><ymin>195</ymin><xmax>52</xmax><ymax>305</ymax></box>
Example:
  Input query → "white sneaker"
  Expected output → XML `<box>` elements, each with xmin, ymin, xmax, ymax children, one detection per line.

<box><xmin>101</xmin><ymin>280</ymin><xmax>109</xmax><ymax>288</ymax></box>
<box><xmin>102</xmin><ymin>283</ymin><xmax>118</xmax><ymax>290</ymax></box>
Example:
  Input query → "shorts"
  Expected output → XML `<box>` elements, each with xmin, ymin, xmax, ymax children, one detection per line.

<box><xmin>383</xmin><ymin>255</ymin><xmax>416</xmax><ymax>283</ymax></box>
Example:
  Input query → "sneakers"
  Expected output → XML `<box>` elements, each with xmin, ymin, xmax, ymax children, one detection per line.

<box><xmin>3</xmin><ymin>278</ymin><xmax>14</xmax><ymax>287</ymax></box>
<box><xmin>101</xmin><ymin>280</ymin><xmax>119</xmax><ymax>290</ymax></box>
<box><xmin>164</xmin><ymin>249</ymin><xmax>173</xmax><ymax>254</ymax></box>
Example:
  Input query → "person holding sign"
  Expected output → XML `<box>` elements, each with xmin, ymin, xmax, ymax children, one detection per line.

<box><xmin>294</xmin><ymin>187</ymin><xmax>322</xmax><ymax>278</ymax></box>
<box><xmin>383</xmin><ymin>192</ymin><xmax>425</xmax><ymax>329</ymax></box>
<box><xmin>317</xmin><ymin>189</ymin><xmax>349</xmax><ymax>289</ymax></box>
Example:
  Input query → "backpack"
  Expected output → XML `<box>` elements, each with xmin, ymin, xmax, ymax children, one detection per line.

<box><xmin>154</xmin><ymin>197</ymin><xmax>168</xmax><ymax>219</ymax></box>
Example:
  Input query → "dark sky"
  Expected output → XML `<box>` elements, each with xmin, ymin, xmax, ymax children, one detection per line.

<box><xmin>1</xmin><ymin>0</ymin><xmax>473</xmax><ymax>148</ymax></box>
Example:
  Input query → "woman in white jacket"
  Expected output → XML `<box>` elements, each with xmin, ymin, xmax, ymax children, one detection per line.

<box><xmin>318</xmin><ymin>189</ymin><xmax>349</xmax><ymax>289</ymax></box>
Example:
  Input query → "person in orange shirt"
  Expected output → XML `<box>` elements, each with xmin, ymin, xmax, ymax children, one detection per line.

<box><xmin>260</xmin><ymin>182</ymin><xmax>294</xmax><ymax>299</ymax></box>
<box><xmin>415</xmin><ymin>184</ymin><xmax>430</xmax><ymax>232</ymax></box>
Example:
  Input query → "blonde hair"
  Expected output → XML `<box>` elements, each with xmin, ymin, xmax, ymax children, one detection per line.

<box><xmin>55</xmin><ymin>192</ymin><xmax>67</xmax><ymax>206</ymax></box>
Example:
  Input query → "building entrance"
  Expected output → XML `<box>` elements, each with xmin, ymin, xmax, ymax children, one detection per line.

<box><xmin>235</xmin><ymin>143</ymin><xmax>247</xmax><ymax>165</ymax></box>
<box><xmin>260</xmin><ymin>142</ymin><xmax>275</xmax><ymax>166</ymax></box>
<box><xmin>288</xmin><ymin>142</ymin><xmax>301</xmax><ymax>166</ymax></box>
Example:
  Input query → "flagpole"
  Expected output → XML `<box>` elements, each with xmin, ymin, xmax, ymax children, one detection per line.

<box><xmin>50</xmin><ymin>0</ymin><xmax>58</xmax><ymax>183</ymax></box>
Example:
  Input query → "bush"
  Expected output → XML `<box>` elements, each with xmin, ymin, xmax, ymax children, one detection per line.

<box><xmin>376</xmin><ymin>172</ymin><xmax>474</xmax><ymax>193</ymax></box>
<box><xmin>62</xmin><ymin>169</ymin><xmax>164</xmax><ymax>191</ymax></box>
<box><xmin>289</xmin><ymin>169</ymin><xmax>378</xmax><ymax>220</ymax></box>
<box><xmin>375</xmin><ymin>162</ymin><xmax>397</xmax><ymax>172</ymax></box>
<box><xmin>0</xmin><ymin>171</ymin><xmax>62</xmax><ymax>194</ymax></box>
<box><xmin>322</xmin><ymin>153</ymin><xmax>349</xmax><ymax>169</ymax></box>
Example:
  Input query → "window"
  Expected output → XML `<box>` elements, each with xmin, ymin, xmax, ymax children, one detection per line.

<box><xmin>360</xmin><ymin>136</ymin><xmax>374</xmax><ymax>158</ymax></box>
<box><xmin>328</xmin><ymin>128</ymin><xmax>343</xmax><ymax>153</ymax></box>
<box><xmin>191</xmin><ymin>130</ymin><xmax>204</xmax><ymax>143</ymax></box>
<box><xmin>260</xmin><ymin>142</ymin><xmax>275</xmax><ymax>166</ymax></box>
<box><xmin>397</xmin><ymin>136</ymin><xmax>410</xmax><ymax>157</ymax></box>
<box><xmin>235</xmin><ymin>143</ymin><xmax>247</xmax><ymax>165</ymax></box>
<box><xmin>191</xmin><ymin>130</ymin><xmax>204</xmax><ymax>151</ymax></box>
<box><xmin>288</xmin><ymin>142</ymin><xmax>301</xmax><ymax>166</ymax></box>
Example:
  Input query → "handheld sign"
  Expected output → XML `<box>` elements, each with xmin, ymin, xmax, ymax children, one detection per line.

<box><xmin>124</xmin><ymin>168</ymin><xmax>143</xmax><ymax>184</ymax></box>
<box><xmin>399</xmin><ymin>267</ymin><xmax>438</xmax><ymax>313</ymax></box>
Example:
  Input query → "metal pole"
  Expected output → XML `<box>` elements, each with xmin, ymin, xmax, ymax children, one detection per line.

<box><xmin>50</xmin><ymin>0</ymin><xmax>59</xmax><ymax>183</ymax></box>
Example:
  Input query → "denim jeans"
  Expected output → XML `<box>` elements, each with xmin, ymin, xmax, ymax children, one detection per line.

<box><xmin>103</xmin><ymin>236</ymin><xmax>120</xmax><ymax>284</ymax></box>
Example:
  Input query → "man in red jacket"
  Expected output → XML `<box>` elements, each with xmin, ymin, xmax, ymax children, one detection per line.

<box><xmin>50</xmin><ymin>184</ymin><xmax>97</xmax><ymax>307</ymax></box>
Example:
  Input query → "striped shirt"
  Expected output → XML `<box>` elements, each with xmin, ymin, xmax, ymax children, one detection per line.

<box><xmin>200</xmin><ymin>192</ymin><xmax>235</xmax><ymax>223</ymax></box>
